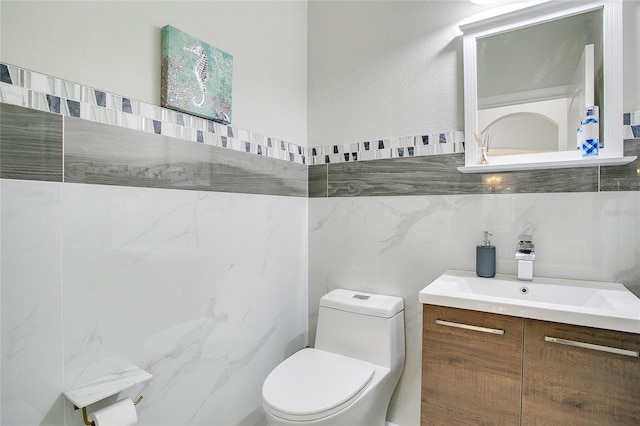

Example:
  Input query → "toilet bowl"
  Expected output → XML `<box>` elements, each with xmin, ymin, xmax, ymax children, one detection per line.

<box><xmin>262</xmin><ymin>289</ymin><xmax>405</xmax><ymax>426</ymax></box>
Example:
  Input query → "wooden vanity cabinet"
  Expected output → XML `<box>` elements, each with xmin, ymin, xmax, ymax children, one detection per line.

<box><xmin>421</xmin><ymin>305</ymin><xmax>640</xmax><ymax>426</ymax></box>
<box><xmin>421</xmin><ymin>304</ymin><xmax>524</xmax><ymax>425</ymax></box>
<box><xmin>522</xmin><ymin>319</ymin><xmax>640</xmax><ymax>425</ymax></box>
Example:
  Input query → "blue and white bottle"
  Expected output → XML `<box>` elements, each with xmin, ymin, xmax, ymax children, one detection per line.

<box><xmin>581</xmin><ymin>106</ymin><xmax>599</xmax><ymax>158</ymax></box>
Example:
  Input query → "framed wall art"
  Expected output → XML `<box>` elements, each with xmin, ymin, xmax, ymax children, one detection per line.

<box><xmin>161</xmin><ymin>25</ymin><xmax>233</xmax><ymax>124</ymax></box>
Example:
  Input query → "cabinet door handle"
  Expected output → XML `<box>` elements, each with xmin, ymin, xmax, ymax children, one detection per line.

<box><xmin>435</xmin><ymin>319</ymin><xmax>505</xmax><ymax>335</ymax></box>
<box><xmin>544</xmin><ymin>336</ymin><xmax>639</xmax><ymax>357</ymax></box>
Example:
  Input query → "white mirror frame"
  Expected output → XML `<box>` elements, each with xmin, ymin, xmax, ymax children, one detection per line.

<box><xmin>459</xmin><ymin>0</ymin><xmax>636</xmax><ymax>173</ymax></box>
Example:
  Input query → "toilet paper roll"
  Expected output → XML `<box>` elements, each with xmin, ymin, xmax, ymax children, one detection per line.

<box><xmin>88</xmin><ymin>398</ymin><xmax>137</xmax><ymax>426</ymax></box>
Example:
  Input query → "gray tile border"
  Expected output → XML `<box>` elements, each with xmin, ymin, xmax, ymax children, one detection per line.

<box><xmin>600</xmin><ymin>140</ymin><xmax>640</xmax><ymax>192</ymax></box>
<box><xmin>1</xmin><ymin>101</ymin><xmax>633</xmax><ymax>199</ymax></box>
<box><xmin>0</xmin><ymin>103</ymin><xmax>63</xmax><ymax>182</ymax></box>
<box><xmin>64</xmin><ymin>117</ymin><xmax>308</xmax><ymax>197</ymax></box>
<box><xmin>326</xmin><ymin>154</ymin><xmax>474</xmax><ymax>197</ymax></box>
<box><xmin>64</xmin><ymin>117</ymin><xmax>174</xmax><ymax>189</ymax></box>
<box><xmin>308</xmin><ymin>165</ymin><xmax>328</xmax><ymax>198</ymax></box>
<box><xmin>322</xmin><ymin>154</ymin><xmax>600</xmax><ymax>197</ymax></box>
<box><xmin>481</xmin><ymin>166</ymin><xmax>599</xmax><ymax>194</ymax></box>
<box><xmin>1</xmin><ymin>64</ymin><xmax>639</xmax><ymax>198</ymax></box>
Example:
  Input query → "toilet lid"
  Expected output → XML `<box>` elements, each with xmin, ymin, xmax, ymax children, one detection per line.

<box><xmin>262</xmin><ymin>348</ymin><xmax>375</xmax><ymax>422</ymax></box>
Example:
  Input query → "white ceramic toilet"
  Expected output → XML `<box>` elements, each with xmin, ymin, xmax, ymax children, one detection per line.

<box><xmin>262</xmin><ymin>289</ymin><xmax>405</xmax><ymax>426</ymax></box>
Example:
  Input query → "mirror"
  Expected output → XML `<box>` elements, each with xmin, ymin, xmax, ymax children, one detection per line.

<box><xmin>478</xmin><ymin>9</ymin><xmax>602</xmax><ymax>156</ymax></box>
<box><xmin>460</xmin><ymin>1</ymin><xmax>633</xmax><ymax>172</ymax></box>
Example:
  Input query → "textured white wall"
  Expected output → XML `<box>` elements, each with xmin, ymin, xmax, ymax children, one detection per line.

<box><xmin>623</xmin><ymin>0</ymin><xmax>640</xmax><ymax>112</ymax></box>
<box><xmin>307</xmin><ymin>1</ymin><xmax>480</xmax><ymax>147</ymax></box>
<box><xmin>0</xmin><ymin>1</ymin><xmax>308</xmax><ymax>146</ymax></box>
<box><xmin>3</xmin><ymin>0</ymin><xmax>636</xmax><ymax>147</ymax></box>
<box><xmin>308</xmin><ymin>1</ymin><xmax>640</xmax><ymax>148</ymax></box>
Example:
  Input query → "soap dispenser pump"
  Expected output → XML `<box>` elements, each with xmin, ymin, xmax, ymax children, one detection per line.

<box><xmin>476</xmin><ymin>231</ymin><xmax>496</xmax><ymax>278</ymax></box>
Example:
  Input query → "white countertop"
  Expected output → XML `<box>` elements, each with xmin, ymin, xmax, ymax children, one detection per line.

<box><xmin>419</xmin><ymin>270</ymin><xmax>640</xmax><ymax>334</ymax></box>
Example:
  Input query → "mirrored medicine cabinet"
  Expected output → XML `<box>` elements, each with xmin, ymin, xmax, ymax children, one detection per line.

<box><xmin>459</xmin><ymin>0</ymin><xmax>636</xmax><ymax>173</ymax></box>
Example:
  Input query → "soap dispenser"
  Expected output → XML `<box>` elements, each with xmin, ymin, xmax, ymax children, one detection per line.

<box><xmin>476</xmin><ymin>231</ymin><xmax>496</xmax><ymax>278</ymax></box>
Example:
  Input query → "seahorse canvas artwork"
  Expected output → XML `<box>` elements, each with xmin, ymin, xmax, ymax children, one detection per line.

<box><xmin>161</xmin><ymin>25</ymin><xmax>233</xmax><ymax>124</ymax></box>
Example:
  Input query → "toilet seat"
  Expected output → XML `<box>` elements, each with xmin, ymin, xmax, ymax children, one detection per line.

<box><xmin>262</xmin><ymin>348</ymin><xmax>375</xmax><ymax>422</ymax></box>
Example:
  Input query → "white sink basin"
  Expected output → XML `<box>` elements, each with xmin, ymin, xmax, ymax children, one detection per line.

<box><xmin>419</xmin><ymin>270</ymin><xmax>640</xmax><ymax>334</ymax></box>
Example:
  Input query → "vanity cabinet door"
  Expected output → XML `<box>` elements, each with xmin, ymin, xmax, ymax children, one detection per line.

<box><xmin>523</xmin><ymin>319</ymin><xmax>640</xmax><ymax>425</ymax></box>
<box><xmin>421</xmin><ymin>305</ymin><xmax>524</xmax><ymax>426</ymax></box>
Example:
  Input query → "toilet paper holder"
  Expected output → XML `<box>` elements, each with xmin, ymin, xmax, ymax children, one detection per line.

<box><xmin>62</xmin><ymin>365</ymin><xmax>152</xmax><ymax>425</ymax></box>
<box><xmin>76</xmin><ymin>396</ymin><xmax>143</xmax><ymax>426</ymax></box>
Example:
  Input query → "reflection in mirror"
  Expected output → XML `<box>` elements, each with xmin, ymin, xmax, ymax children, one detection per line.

<box><xmin>484</xmin><ymin>112</ymin><xmax>558</xmax><ymax>156</ymax></box>
<box><xmin>476</xmin><ymin>8</ymin><xmax>603</xmax><ymax>156</ymax></box>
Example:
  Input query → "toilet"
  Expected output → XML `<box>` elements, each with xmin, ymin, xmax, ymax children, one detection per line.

<box><xmin>262</xmin><ymin>289</ymin><xmax>405</xmax><ymax>426</ymax></box>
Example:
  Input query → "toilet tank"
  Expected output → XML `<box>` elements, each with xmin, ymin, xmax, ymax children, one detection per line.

<box><xmin>314</xmin><ymin>289</ymin><xmax>405</xmax><ymax>369</ymax></box>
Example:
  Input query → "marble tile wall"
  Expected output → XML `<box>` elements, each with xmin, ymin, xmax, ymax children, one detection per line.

<box><xmin>309</xmin><ymin>191</ymin><xmax>640</xmax><ymax>425</ymax></box>
<box><xmin>304</xmin><ymin>108</ymin><xmax>640</xmax><ymax>426</ymax></box>
<box><xmin>1</xmin><ymin>70</ymin><xmax>310</xmax><ymax>426</ymax></box>
<box><xmin>2</xmin><ymin>63</ymin><xmax>639</xmax><ymax>426</ymax></box>
<box><xmin>1</xmin><ymin>180</ymin><xmax>64</xmax><ymax>425</ymax></box>
<box><xmin>1</xmin><ymin>180</ymin><xmax>309</xmax><ymax>426</ymax></box>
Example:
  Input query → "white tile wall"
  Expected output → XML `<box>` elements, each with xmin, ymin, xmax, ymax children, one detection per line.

<box><xmin>309</xmin><ymin>191</ymin><xmax>640</xmax><ymax>426</ymax></box>
<box><xmin>1</xmin><ymin>180</ymin><xmax>308</xmax><ymax>426</ymax></box>
<box><xmin>0</xmin><ymin>180</ymin><xmax>64</xmax><ymax>426</ymax></box>
<box><xmin>3</xmin><ymin>182</ymin><xmax>639</xmax><ymax>426</ymax></box>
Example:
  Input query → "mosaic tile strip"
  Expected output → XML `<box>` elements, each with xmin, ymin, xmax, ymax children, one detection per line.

<box><xmin>623</xmin><ymin>112</ymin><xmax>640</xmax><ymax>139</ymax></box>
<box><xmin>0</xmin><ymin>63</ymin><xmax>638</xmax><ymax>169</ymax></box>
<box><xmin>0</xmin><ymin>63</ymin><xmax>307</xmax><ymax>165</ymax></box>
<box><xmin>307</xmin><ymin>131</ymin><xmax>465</xmax><ymax>165</ymax></box>
<box><xmin>0</xmin><ymin>63</ymin><xmax>466</xmax><ymax>168</ymax></box>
